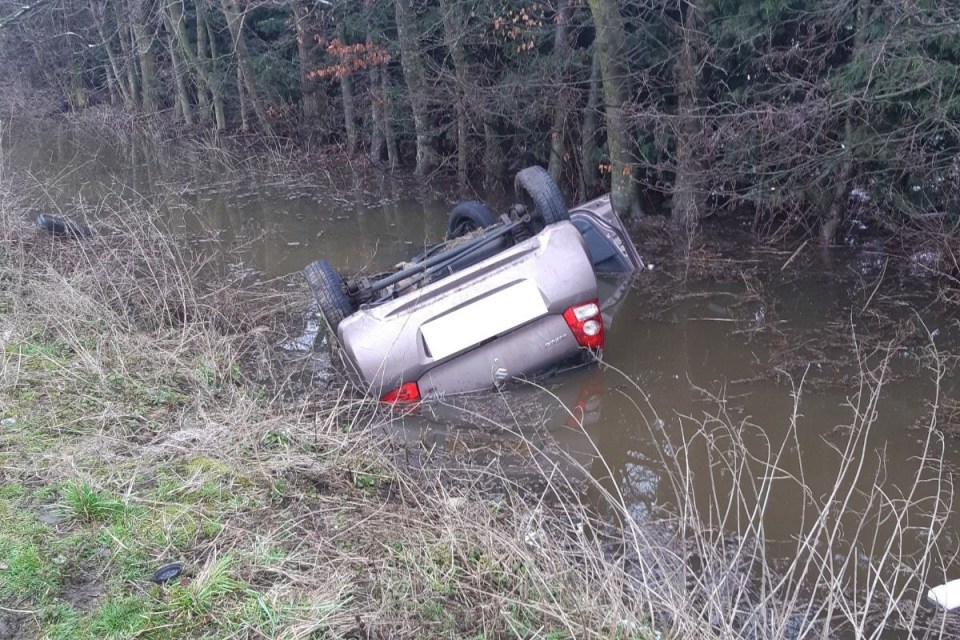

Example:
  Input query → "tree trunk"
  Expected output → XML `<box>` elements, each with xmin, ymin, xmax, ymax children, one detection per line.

<box><xmin>90</xmin><ymin>0</ymin><xmax>133</xmax><ymax>108</ymax></box>
<box><xmin>439</xmin><ymin>0</ymin><xmax>470</xmax><ymax>190</ymax></box>
<box><xmin>202</xmin><ymin>8</ymin><xmax>227</xmax><ymax>131</ymax></box>
<box><xmin>483</xmin><ymin>119</ymin><xmax>502</xmax><ymax>193</ymax></box>
<box><xmin>671</xmin><ymin>0</ymin><xmax>707</xmax><ymax>234</ymax></box>
<box><xmin>237</xmin><ymin>63</ymin><xmax>250</xmax><ymax>131</ymax></box>
<box><xmin>394</xmin><ymin>0</ymin><xmax>436</xmax><ymax>175</ymax></box>
<box><xmin>221</xmin><ymin>0</ymin><xmax>274</xmax><ymax>135</ymax></box>
<box><xmin>340</xmin><ymin>69</ymin><xmax>358</xmax><ymax>155</ymax></box>
<box><xmin>367</xmin><ymin>34</ymin><xmax>385</xmax><ymax>163</ymax></box>
<box><xmin>579</xmin><ymin>46</ymin><xmax>601</xmax><ymax>201</ymax></box>
<box><xmin>368</xmin><ymin>65</ymin><xmax>385</xmax><ymax>162</ymax></box>
<box><xmin>117</xmin><ymin>17</ymin><xmax>140</xmax><ymax>108</ymax></box>
<box><xmin>822</xmin><ymin>0</ymin><xmax>868</xmax><ymax>246</ymax></box>
<box><xmin>106</xmin><ymin>70</ymin><xmax>118</xmax><ymax>105</ymax></box>
<box><xmin>164</xmin><ymin>0</ymin><xmax>225</xmax><ymax>129</ymax></box>
<box><xmin>195</xmin><ymin>5</ymin><xmax>210</xmax><ymax>114</ymax></box>
<box><xmin>587</xmin><ymin>0</ymin><xmax>642</xmax><ymax>218</ymax></box>
<box><xmin>131</xmin><ymin>15</ymin><xmax>158</xmax><ymax>114</ymax></box>
<box><xmin>381</xmin><ymin>69</ymin><xmax>400</xmax><ymax>169</ymax></box>
<box><xmin>293</xmin><ymin>1</ymin><xmax>321</xmax><ymax>123</ymax></box>
<box><xmin>454</xmin><ymin>101</ymin><xmax>469</xmax><ymax>189</ymax></box>
<box><xmin>166</xmin><ymin>31</ymin><xmax>194</xmax><ymax>126</ymax></box>
<box><xmin>547</xmin><ymin>0</ymin><xmax>571</xmax><ymax>186</ymax></box>
<box><xmin>102</xmin><ymin>29</ymin><xmax>130</xmax><ymax>107</ymax></box>
<box><xmin>821</xmin><ymin>153</ymin><xmax>851</xmax><ymax>245</ymax></box>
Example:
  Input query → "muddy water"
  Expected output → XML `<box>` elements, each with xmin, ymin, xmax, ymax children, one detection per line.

<box><xmin>6</xmin><ymin>121</ymin><xmax>960</xmax><ymax>583</ymax></box>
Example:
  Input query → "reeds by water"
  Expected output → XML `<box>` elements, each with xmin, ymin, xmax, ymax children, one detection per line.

<box><xmin>0</xmin><ymin>172</ymin><xmax>957</xmax><ymax>638</ymax></box>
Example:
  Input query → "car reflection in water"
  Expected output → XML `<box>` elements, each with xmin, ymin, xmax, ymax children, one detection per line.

<box><xmin>390</xmin><ymin>365</ymin><xmax>608</xmax><ymax>495</ymax></box>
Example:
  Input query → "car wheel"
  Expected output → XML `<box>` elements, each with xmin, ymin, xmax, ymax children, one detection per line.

<box><xmin>446</xmin><ymin>201</ymin><xmax>498</xmax><ymax>239</ymax></box>
<box><xmin>303</xmin><ymin>259</ymin><xmax>355</xmax><ymax>334</ymax></box>
<box><xmin>514</xmin><ymin>166</ymin><xmax>569</xmax><ymax>232</ymax></box>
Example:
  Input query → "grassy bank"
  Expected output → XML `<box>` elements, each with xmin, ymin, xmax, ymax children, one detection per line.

<box><xmin>1</xmin><ymin>171</ymin><xmax>957</xmax><ymax>640</ymax></box>
<box><xmin>0</xmin><ymin>180</ymin><xmax>657</xmax><ymax>638</ymax></box>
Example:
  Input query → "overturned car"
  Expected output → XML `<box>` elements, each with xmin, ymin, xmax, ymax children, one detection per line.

<box><xmin>303</xmin><ymin>166</ymin><xmax>641</xmax><ymax>401</ymax></box>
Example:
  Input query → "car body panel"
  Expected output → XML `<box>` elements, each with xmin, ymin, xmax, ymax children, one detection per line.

<box><xmin>598</xmin><ymin>272</ymin><xmax>638</xmax><ymax>330</ymax></box>
<box><xmin>417</xmin><ymin>314</ymin><xmax>583</xmax><ymax>397</ymax></box>
<box><xmin>337</xmin><ymin>221</ymin><xmax>597</xmax><ymax>396</ymax></box>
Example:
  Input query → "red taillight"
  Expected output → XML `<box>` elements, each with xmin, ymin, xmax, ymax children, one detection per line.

<box><xmin>563</xmin><ymin>299</ymin><xmax>604</xmax><ymax>349</ymax></box>
<box><xmin>380</xmin><ymin>381</ymin><xmax>421</xmax><ymax>403</ymax></box>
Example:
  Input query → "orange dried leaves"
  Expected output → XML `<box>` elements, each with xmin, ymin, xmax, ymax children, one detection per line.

<box><xmin>308</xmin><ymin>38</ymin><xmax>391</xmax><ymax>81</ymax></box>
<box><xmin>492</xmin><ymin>2</ymin><xmax>546</xmax><ymax>53</ymax></box>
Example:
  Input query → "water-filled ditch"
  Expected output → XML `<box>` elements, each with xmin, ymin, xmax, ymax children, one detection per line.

<box><xmin>7</xmin><ymin>119</ymin><xmax>960</xmax><ymax>634</ymax></box>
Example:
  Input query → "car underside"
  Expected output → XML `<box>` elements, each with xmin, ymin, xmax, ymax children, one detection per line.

<box><xmin>303</xmin><ymin>166</ymin><xmax>641</xmax><ymax>401</ymax></box>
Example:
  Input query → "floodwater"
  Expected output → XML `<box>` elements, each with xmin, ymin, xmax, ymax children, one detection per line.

<box><xmin>5</xmin><ymin>119</ymin><xmax>960</xmax><ymax>627</ymax></box>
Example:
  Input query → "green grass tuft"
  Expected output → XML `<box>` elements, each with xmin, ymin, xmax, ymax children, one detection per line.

<box><xmin>166</xmin><ymin>554</ymin><xmax>245</xmax><ymax>619</ymax></box>
<box><xmin>60</xmin><ymin>481</ymin><xmax>125</xmax><ymax>523</ymax></box>
<box><xmin>86</xmin><ymin>595</ymin><xmax>150</xmax><ymax>639</ymax></box>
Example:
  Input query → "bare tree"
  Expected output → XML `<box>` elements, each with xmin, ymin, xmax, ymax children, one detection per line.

<box><xmin>588</xmin><ymin>0</ymin><xmax>643</xmax><ymax>218</ymax></box>
<box><xmin>393</xmin><ymin>0</ymin><xmax>436</xmax><ymax>175</ymax></box>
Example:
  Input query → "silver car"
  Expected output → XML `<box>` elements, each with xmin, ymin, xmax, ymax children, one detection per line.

<box><xmin>304</xmin><ymin>166</ymin><xmax>641</xmax><ymax>401</ymax></box>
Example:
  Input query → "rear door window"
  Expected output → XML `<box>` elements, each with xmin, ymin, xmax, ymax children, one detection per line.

<box><xmin>572</xmin><ymin>218</ymin><xmax>631</xmax><ymax>272</ymax></box>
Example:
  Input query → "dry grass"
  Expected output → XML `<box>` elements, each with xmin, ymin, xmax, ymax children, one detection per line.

<box><xmin>605</xmin><ymin>352</ymin><xmax>958</xmax><ymax>639</ymax></box>
<box><xmin>0</xmin><ymin>180</ymin><xmax>651</xmax><ymax>638</ymax></box>
<box><xmin>1</xmin><ymin>172</ymin><xmax>957</xmax><ymax>640</ymax></box>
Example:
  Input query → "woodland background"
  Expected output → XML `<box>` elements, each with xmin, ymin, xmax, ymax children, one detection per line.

<box><xmin>2</xmin><ymin>0</ymin><xmax>959</xmax><ymax>244</ymax></box>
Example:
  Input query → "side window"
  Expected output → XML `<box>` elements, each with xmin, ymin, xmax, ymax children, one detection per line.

<box><xmin>572</xmin><ymin>219</ymin><xmax>630</xmax><ymax>272</ymax></box>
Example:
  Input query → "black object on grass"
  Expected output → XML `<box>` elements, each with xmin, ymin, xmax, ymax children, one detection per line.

<box><xmin>150</xmin><ymin>562</ymin><xmax>184</xmax><ymax>584</ymax></box>
<box><xmin>35</xmin><ymin>213</ymin><xmax>93</xmax><ymax>238</ymax></box>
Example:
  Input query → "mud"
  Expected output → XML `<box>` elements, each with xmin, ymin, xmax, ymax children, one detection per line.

<box><xmin>61</xmin><ymin>574</ymin><xmax>105</xmax><ymax>612</ymax></box>
<box><xmin>0</xmin><ymin>609</ymin><xmax>34</xmax><ymax>640</ymax></box>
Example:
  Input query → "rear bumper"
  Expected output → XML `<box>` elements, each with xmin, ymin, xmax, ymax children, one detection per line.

<box><xmin>417</xmin><ymin>314</ymin><xmax>585</xmax><ymax>398</ymax></box>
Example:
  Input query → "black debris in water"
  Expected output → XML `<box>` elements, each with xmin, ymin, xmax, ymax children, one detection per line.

<box><xmin>35</xmin><ymin>213</ymin><xmax>93</xmax><ymax>238</ymax></box>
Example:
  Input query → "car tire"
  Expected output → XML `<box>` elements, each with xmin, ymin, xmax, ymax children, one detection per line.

<box><xmin>303</xmin><ymin>259</ymin><xmax>354</xmax><ymax>334</ymax></box>
<box><xmin>514</xmin><ymin>166</ymin><xmax>569</xmax><ymax>232</ymax></box>
<box><xmin>446</xmin><ymin>201</ymin><xmax>498</xmax><ymax>239</ymax></box>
